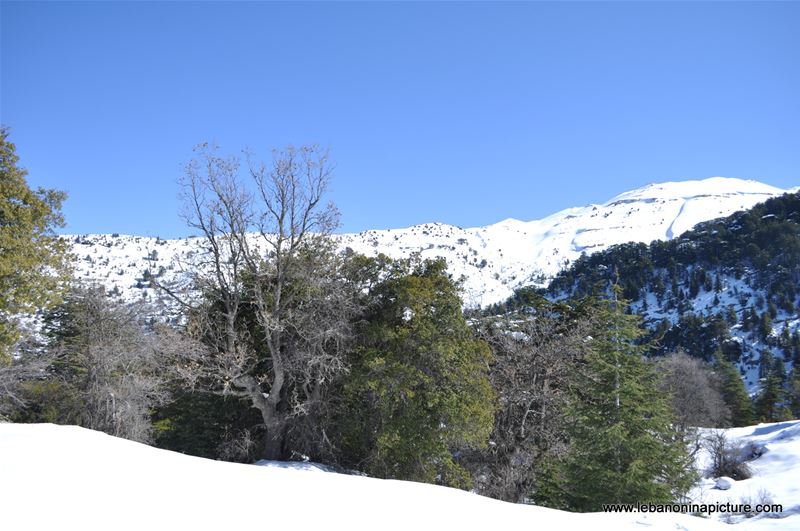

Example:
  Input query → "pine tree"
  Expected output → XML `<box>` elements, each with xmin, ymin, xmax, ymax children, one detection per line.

<box><xmin>0</xmin><ymin>127</ymin><xmax>69</xmax><ymax>361</ymax></box>
<box><xmin>713</xmin><ymin>350</ymin><xmax>754</xmax><ymax>427</ymax></box>
<box><xmin>544</xmin><ymin>290</ymin><xmax>696</xmax><ymax>511</ymax></box>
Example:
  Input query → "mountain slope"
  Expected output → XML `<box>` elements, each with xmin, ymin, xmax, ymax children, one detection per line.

<box><xmin>542</xmin><ymin>190</ymin><xmax>800</xmax><ymax>393</ymax></box>
<box><xmin>66</xmin><ymin>177</ymin><xmax>793</xmax><ymax>311</ymax></box>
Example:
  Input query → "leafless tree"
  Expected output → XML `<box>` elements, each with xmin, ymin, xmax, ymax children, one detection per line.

<box><xmin>655</xmin><ymin>350</ymin><xmax>730</xmax><ymax>437</ymax></box>
<box><xmin>466</xmin><ymin>310</ymin><xmax>593</xmax><ymax>502</ymax></box>
<box><xmin>703</xmin><ymin>430</ymin><xmax>752</xmax><ymax>480</ymax></box>
<box><xmin>0</xmin><ymin>352</ymin><xmax>52</xmax><ymax>421</ymax></box>
<box><xmin>174</xmin><ymin>144</ymin><xmax>359</xmax><ymax>460</ymax></box>
<box><xmin>15</xmin><ymin>284</ymin><xmax>177</xmax><ymax>442</ymax></box>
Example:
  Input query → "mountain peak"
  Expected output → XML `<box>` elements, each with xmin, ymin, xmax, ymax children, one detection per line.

<box><xmin>607</xmin><ymin>177</ymin><xmax>785</xmax><ymax>205</ymax></box>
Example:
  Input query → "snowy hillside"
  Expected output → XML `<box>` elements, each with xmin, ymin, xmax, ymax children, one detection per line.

<box><xmin>691</xmin><ymin>420</ymin><xmax>800</xmax><ymax>529</ymax></box>
<box><xmin>0</xmin><ymin>423</ymin><xmax>728</xmax><ymax>531</ymax></box>
<box><xmin>542</xmin><ymin>188</ymin><xmax>800</xmax><ymax>394</ymax></box>
<box><xmin>66</xmin><ymin>177</ymin><xmax>792</xmax><ymax>310</ymax></box>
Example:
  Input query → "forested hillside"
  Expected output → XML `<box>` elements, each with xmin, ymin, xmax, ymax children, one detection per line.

<box><xmin>514</xmin><ymin>192</ymin><xmax>800</xmax><ymax>420</ymax></box>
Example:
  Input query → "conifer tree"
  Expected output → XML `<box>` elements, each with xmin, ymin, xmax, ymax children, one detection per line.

<box><xmin>789</xmin><ymin>366</ymin><xmax>800</xmax><ymax>419</ymax></box>
<box><xmin>337</xmin><ymin>258</ymin><xmax>495</xmax><ymax>488</ymax></box>
<box><xmin>543</xmin><ymin>289</ymin><xmax>696</xmax><ymax>511</ymax></box>
<box><xmin>760</xmin><ymin>312</ymin><xmax>773</xmax><ymax>341</ymax></box>
<box><xmin>0</xmin><ymin>127</ymin><xmax>69</xmax><ymax>361</ymax></box>
<box><xmin>755</xmin><ymin>353</ymin><xmax>788</xmax><ymax>422</ymax></box>
<box><xmin>713</xmin><ymin>350</ymin><xmax>754</xmax><ymax>427</ymax></box>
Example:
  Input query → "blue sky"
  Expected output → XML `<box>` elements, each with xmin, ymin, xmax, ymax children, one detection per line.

<box><xmin>2</xmin><ymin>1</ymin><xmax>798</xmax><ymax>237</ymax></box>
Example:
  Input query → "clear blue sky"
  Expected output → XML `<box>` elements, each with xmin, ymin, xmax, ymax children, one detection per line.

<box><xmin>2</xmin><ymin>1</ymin><xmax>798</xmax><ymax>237</ymax></box>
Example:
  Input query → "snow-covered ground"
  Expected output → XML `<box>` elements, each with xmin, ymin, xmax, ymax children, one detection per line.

<box><xmin>691</xmin><ymin>420</ymin><xmax>800</xmax><ymax>529</ymax></box>
<box><xmin>0</xmin><ymin>423</ymin><xmax>729</xmax><ymax>531</ymax></box>
<box><xmin>66</xmin><ymin>177</ymin><xmax>794</xmax><ymax>311</ymax></box>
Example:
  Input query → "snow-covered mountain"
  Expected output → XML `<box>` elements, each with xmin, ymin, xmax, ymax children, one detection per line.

<box><xmin>67</xmin><ymin>177</ymin><xmax>794</xmax><ymax>310</ymax></box>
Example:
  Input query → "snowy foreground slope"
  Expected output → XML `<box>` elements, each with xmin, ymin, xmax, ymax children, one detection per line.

<box><xmin>0</xmin><ymin>424</ymin><xmax>727</xmax><ymax>531</ymax></box>
<box><xmin>67</xmin><ymin>177</ymin><xmax>794</xmax><ymax>310</ymax></box>
<box><xmin>692</xmin><ymin>420</ymin><xmax>800</xmax><ymax>530</ymax></box>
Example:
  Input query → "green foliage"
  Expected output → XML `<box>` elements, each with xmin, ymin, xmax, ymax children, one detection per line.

<box><xmin>789</xmin><ymin>366</ymin><xmax>800</xmax><ymax>419</ymax></box>
<box><xmin>153</xmin><ymin>391</ymin><xmax>263</xmax><ymax>460</ymax></box>
<box><xmin>656</xmin><ymin>313</ymin><xmax>731</xmax><ymax>361</ymax></box>
<box><xmin>713</xmin><ymin>350</ymin><xmax>754</xmax><ymax>427</ymax></box>
<box><xmin>336</xmin><ymin>258</ymin><xmax>495</xmax><ymax>488</ymax></box>
<box><xmin>539</xmin><ymin>291</ymin><xmax>696</xmax><ymax>511</ymax></box>
<box><xmin>0</xmin><ymin>127</ymin><xmax>70</xmax><ymax>361</ymax></box>
<box><xmin>11</xmin><ymin>380</ymin><xmax>82</xmax><ymax>425</ymax></box>
<box><xmin>539</xmin><ymin>192</ymin><xmax>800</xmax><ymax>417</ymax></box>
<box><xmin>754</xmin><ymin>353</ymin><xmax>790</xmax><ymax>422</ymax></box>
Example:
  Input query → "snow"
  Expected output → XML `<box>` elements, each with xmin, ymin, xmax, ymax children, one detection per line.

<box><xmin>65</xmin><ymin>177</ymin><xmax>797</xmax><ymax>312</ymax></box>
<box><xmin>608</xmin><ymin>177</ymin><xmax>783</xmax><ymax>203</ymax></box>
<box><xmin>692</xmin><ymin>420</ymin><xmax>800</xmax><ymax>529</ymax></box>
<box><xmin>0</xmin><ymin>422</ymin><xmax>730</xmax><ymax>531</ymax></box>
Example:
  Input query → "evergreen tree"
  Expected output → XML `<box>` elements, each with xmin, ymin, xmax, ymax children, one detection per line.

<box><xmin>789</xmin><ymin>366</ymin><xmax>800</xmax><ymax>419</ymax></box>
<box><xmin>337</xmin><ymin>258</ymin><xmax>495</xmax><ymax>488</ymax></box>
<box><xmin>725</xmin><ymin>305</ymin><xmax>737</xmax><ymax>326</ymax></box>
<box><xmin>0</xmin><ymin>127</ymin><xmax>69</xmax><ymax>361</ymax></box>
<box><xmin>713</xmin><ymin>350</ymin><xmax>754</xmax><ymax>427</ymax></box>
<box><xmin>768</xmin><ymin>302</ymin><xmax>778</xmax><ymax>319</ymax></box>
<box><xmin>542</xmin><ymin>290</ymin><xmax>696</xmax><ymax>511</ymax></box>
<box><xmin>760</xmin><ymin>312</ymin><xmax>773</xmax><ymax>341</ymax></box>
<box><xmin>153</xmin><ymin>391</ymin><xmax>264</xmax><ymax>461</ymax></box>
<box><xmin>755</xmin><ymin>354</ymin><xmax>788</xmax><ymax>422</ymax></box>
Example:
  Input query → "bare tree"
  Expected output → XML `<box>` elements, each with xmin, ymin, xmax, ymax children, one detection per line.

<box><xmin>175</xmin><ymin>144</ymin><xmax>358</xmax><ymax>460</ymax></box>
<box><xmin>11</xmin><ymin>284</ymin><xmax>177</xmax><ymax>442</ymax></box>
<box><xmin>466</xmin><ymin>310</ymin><xmax>593</xmax><ymax>502</ymax></box>
<box><xmin>0</xmin><ymin>352</ymin><xmax>52</xmax><ymax>421</ymax></box>
<box><xmin>703</xmin><ymin>430</ymin><xmax>752</xmax><ymax>480</ymax></box>
<box><xmin>656</xmin><ymin>350</ymin><xmax>730</xmax><ymax>432</ymax></box>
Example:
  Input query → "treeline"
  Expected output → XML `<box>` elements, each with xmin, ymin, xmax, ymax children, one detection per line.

<box><xmin>0</xmin><ymin>132</ymin><xmax>773</xmax><ymax>511</ymax></box>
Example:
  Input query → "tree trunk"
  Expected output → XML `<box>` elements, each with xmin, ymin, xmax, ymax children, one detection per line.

<box><xmin>262</xmin><ymin>416</ymin><xmax>287</xmax><ymax>460</ymax></box>
<box><xmin>235</xmin><ymin>374</ymin><xmax>287</xmax><ymax>460</ymax></box>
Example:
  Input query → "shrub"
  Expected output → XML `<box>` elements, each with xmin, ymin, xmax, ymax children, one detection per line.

<box><xmin>703</xmin><ymin>430</ymin><xmax>752</xmax><ymax>480</ymax></box>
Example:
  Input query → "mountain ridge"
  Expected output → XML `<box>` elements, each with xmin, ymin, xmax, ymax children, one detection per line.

<box><xmin>65</xmin><ymin>177</ymin><xmax>797</xmax><ymax>311</ymax></box>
